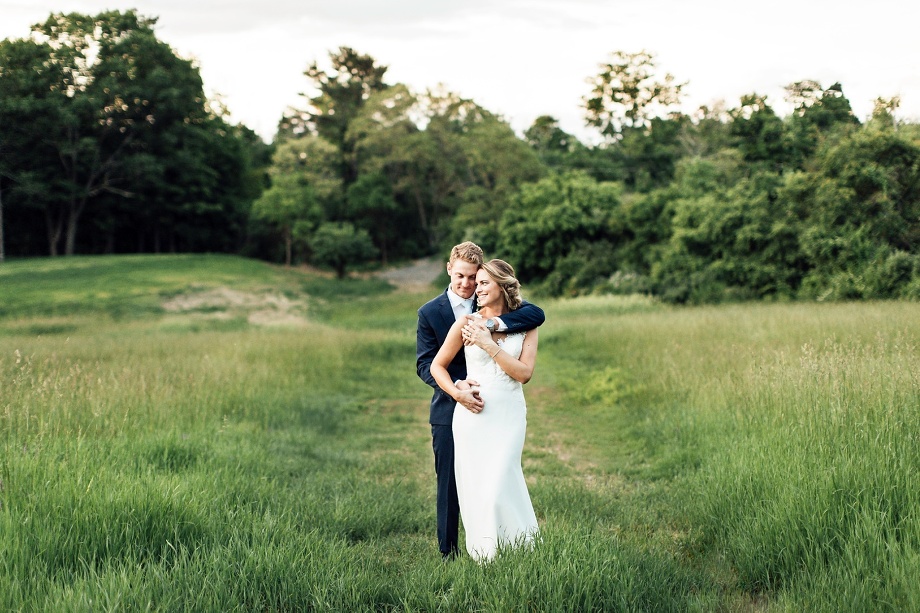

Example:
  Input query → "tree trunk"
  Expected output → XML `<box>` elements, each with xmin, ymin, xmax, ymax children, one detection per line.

<box><xmin>284</xmin><ymin>233</ymin><xmax>292</xmax><ymax>267</ymax></box>
<box><xmin>64</xmin><ymin>207</ymin><xmax>79</xmax><ymax>256</ymax></box>
<box><xmin>63</xmin><ymin>189</ymin><xmax>92</xmax><ymax>256</ymax></box>
<box><xmin>45</xmin><ymin>208</ymin><xmax>63</xmax><ymax>257</ymax></box>
<box><xmin>412</xmin><ymin>185</ymin><xmax>436</xmax><ymax>249</ymax></box>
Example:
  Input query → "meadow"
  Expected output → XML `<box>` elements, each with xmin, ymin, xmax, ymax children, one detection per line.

<box><xmin>1</xmin><ymin>254</ymin><xmax>918</xmax><ymax>611</ymax></box>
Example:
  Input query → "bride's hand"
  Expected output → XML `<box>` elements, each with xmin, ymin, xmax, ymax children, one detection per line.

<box><xmin>462</xmin><ymin>316</ymin><xmax>492</xmax><ymax>349</ymax></box>
<box><xmin>460</xmin><ymin>315</ymin><xmax>479</xmax><ymax>346</ymax></box>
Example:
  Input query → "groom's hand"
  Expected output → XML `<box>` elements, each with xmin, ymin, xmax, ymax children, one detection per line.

<box><xmin>455</xmin><ymin>379</ymin><xmax>484</xmax><ymax>413</ymax></box>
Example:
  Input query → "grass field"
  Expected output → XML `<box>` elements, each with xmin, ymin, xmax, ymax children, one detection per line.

<box><xmin>1</xmin><ymin>254</ymin><xmax>919</xmax><ymax>611</ymax></box>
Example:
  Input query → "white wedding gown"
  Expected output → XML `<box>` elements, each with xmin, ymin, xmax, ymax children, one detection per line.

<box><xmin>453</xmin><ymin>331</ymin><xmax>539</xmax><ymax>561</ymax></box>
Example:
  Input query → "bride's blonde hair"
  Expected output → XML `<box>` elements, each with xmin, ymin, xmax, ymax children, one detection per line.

<box><xmin>480</xmin><ymin>259</ymin><xmax>522</xmax><ymax>311</ymax></box>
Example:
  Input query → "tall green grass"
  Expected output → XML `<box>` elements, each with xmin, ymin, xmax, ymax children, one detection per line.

<box><xmin>542</xmin><ymin>299</ymin><xmax>920</xmax><ymax>611</ymax></box>
<box><xmin>1</xmin><ymin>255</ymin><xmax>918</xmax><ymax>610</ymax></box>
<box><xmin>681</xmin><ymin>306</ymin><xmax>920</xmax><ymax>610</ymax></box>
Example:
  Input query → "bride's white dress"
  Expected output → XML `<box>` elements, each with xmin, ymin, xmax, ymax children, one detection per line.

<box><xmin>453</xmin><ymin>331</ymin><xmax>538</xmax><ymax>561</ymax></box>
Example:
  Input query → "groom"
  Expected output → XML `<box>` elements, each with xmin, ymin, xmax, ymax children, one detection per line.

<box><xmin>416</xmin><ymin>241</ymin><xmax>545</xmax><ymax>558</ymax></box>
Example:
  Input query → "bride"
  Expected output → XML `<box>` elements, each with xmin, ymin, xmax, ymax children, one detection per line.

<box><xmin>430</xmin><ymin>259</ymin><xmax>539</xmax><ymax>561</ymax></box>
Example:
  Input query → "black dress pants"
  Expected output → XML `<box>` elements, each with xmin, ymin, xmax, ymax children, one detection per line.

<box><xmin>431</xmin><ymin>423</ymin><xmax>460</xmax><ymax>557</ymax></box>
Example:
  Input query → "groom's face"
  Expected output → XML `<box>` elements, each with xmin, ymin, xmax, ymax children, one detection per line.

<box><xmin>447</xmin><ymin>259</ymin><xmax>479</xmax><ymax>300</ymax></box>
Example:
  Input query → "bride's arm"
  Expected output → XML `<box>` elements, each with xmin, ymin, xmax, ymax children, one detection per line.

<box><xmin>431</xmin><ymin>321</ymin><xmax>483</xmax><ymax>412</ymax></box>
<box><xmin>469</xmin><ymin>324</ymin><xmax>539</xmax><ymax>384</ymax></box>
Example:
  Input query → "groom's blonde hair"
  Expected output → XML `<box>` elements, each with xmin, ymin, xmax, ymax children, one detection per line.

<box><xmin>448</xmin><ymin>241</ymin><xmax>484</xmax><ymax>267</ymax></box>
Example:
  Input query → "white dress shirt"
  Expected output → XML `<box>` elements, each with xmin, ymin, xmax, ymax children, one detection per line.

<box><xmin>447</xmin><ymin>288</ymin><xmax>474</xmax><ymax>322</ymax></box>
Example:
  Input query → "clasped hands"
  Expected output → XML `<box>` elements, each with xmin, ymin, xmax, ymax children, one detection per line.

<box><xmin>454</xmin><ymin>379</ymin><xmax>483</xmax><ymax>414</ymax></box>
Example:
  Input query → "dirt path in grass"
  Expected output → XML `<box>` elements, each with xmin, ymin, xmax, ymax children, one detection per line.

<box><xmin>375</xmin><ymin>257</ymin><xmax>442</xmax><ymax>291</ymax></box>
<box><xmin>157</xmin><ymin>258</ymin><xmax>442</xmax><ymax>326</ymax></box>
<box><xmin>162</xmin><ymin>287</ymin><xmax>309</xmax><ymax>326</ymax></box>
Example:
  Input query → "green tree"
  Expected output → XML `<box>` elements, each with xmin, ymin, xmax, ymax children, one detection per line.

<box><xmin>524</xmin><ymin>115</ymin><xmax>584</xmax><ymax>170</ymax></box>
<box><xmin>35</xmin><ymin>11</ymin><xmax>169</xmax><ymax>255</ymax></box>
<box><xmin>309</xmin><ymin>222</ymin><xmax>378</xmax><ymax>278</ymax></box>
<box><xmin>868</xmin><ymin>96</ymin><xmax>901</xmax><ymax>131</ymax></box>
<box><xmin>653</xmin><ymin>170</ymin><xmax>801</xmax><ymax>302</ymax></box>
<box><xmin>0</xmin><ymin>34</ymin><xmax>76</xmax><ymax>255</ymax></box>
<box><xmin>280</xmin><ymin>47</ymin><xmax>389</xmax><ymax>190</ymax></box>
<box><xmin>784</xmin><ymin>81</ymin><xmax>860</xmax><ymax>167</ymax></box>
<box><xmin>349</xmin><ymin>86</ymin><xmax>543</xmax><ymax>253</ymax></box>
<box><xmin>583</xmin><ymin>50</ymin><xmax>685</xmax><ymax>141</ymax></box>
<box><xmin>678</xmin><ymin>102</ymin><xmax>735</xmax><ymax>158</ymax></box>
<box><xmin>728</xmin><ymin>93</ymin><xmax>788</xmax><ymax>170</ymax></box>
<box><xmin>780</xmin><ymin>127</ymin><xmax>920</xmax><ymax>298</ymax></box>
<box><xmin>345</xmin><ymin>172</ymin><xmax>400</xmax><ymax>264</ymax></box>
<box><xmin>0</xmin><ymin>37</ymin><xmax>63</xmax><ymax>259</ymax></box>
<box><xmin>448</xmin><ymin>107</ymin><xmax>545</xmax><ymax>249</ymax></box>
<box><xmin>496</xmin><ymin>172</ymin><xmax>621</xmax><ymax>290</ymax></box>
<box><xmin>97</xmin><ymin>41</ymin><xmax>238</xmax><ymax>253</ymax></box>
<box><xmin>250</xmin><ymin>137</ymin><xmax>336</xmax><ymax>266</ymax></box>
<box><xmin>344</xmin><ymin>83</ymin><xmax>426</xmax><ymax>259</ymax></box>
<box><xmin>0</xmin><ymin>10</ymin><xmax>237</xmax><ymax>256</ymax></box>
<box><xmin>409</xmin><ymin>89</ymin><xmax>494</xmax><ymax>248</ymax></box>
<box><xmin>617</xmin><ymin>113</ymin><xmax>689</xmax><ymax>191</ymax></box>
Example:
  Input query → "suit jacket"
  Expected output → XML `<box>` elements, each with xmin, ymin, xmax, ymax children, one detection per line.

<box><xmin>416</xmin><ymin>289</ymin><xmax>545</xmax><ymax>425</ymax></box>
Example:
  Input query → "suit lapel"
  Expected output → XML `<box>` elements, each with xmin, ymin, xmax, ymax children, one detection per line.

<box><xmin>438</xmin><ymin>293</ymin><xmax>455</xmax><ymax>331</ymax></box>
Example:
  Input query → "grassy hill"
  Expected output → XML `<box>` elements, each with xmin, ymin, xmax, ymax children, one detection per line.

<box><xmin>1</xmin><ymin>255</ymin><xmax>919</xmax><ymax>610</ymax></box>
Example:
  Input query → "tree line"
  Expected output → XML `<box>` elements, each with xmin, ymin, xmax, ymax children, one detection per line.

<box><xmin>2</xmin><ymin>10</ymin><xmax>919</xmax><ymax>302</ymax></box>
<box><xmin>0</xmin><ymin>11</ymin><xmax>270</xmax><ymax>260</ymax></box>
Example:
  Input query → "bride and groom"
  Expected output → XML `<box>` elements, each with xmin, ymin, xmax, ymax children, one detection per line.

<box><xmin>416</xmin><ymin>241</ymin><xmax>544</xmax><ymax>561</ymax></box>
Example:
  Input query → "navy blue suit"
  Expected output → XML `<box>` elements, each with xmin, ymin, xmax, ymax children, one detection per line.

<box><xmin>416</xmin><ymin>290</ymin><xmax>545</xmax><ymax>556</ymax></box>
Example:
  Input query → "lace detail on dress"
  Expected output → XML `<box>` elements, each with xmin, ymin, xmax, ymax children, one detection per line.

<box><xmin>466</xmin><ymin>331</ymin><xmax>526</xmax><ymax>387</ymax></box>
<box><xmin>496</xmin><ymin>331</ymin><xmax>525</xmax><ymax>358</ymax></box>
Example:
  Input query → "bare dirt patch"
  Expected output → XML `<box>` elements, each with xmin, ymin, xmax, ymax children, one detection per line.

<box><xmin>162</xmin><ymin>287</ymin><xmax>309</xmax><ymax>326</ymax></box>
<box><xmin>375</xmin><ymin>257</ymin><xmax>442</xmax><ymax>291</ymax></box>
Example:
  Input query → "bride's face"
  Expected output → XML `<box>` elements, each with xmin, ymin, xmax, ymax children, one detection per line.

<box><xmin>475</xmin><ymin>270</ymin><xmax>502</xmax><ymax>310</ymax></box>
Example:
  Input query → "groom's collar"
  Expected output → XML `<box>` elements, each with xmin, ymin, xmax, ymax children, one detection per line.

<box><xmin>446</xmin><ymin>287</ymin><xmax>473</xmax><ymax>309</ymax></box>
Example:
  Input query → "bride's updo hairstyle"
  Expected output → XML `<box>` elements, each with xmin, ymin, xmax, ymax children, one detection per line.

<box><xmin>481</xmin><ymin>259</ymin><xmax>523</xmax><ymax>311</ymax></box>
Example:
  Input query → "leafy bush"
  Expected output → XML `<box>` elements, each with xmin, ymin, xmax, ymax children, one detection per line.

<box><xmin>309</xmin><ymin>222</ymin><xmax>378</xmax><ymax>278</ymax></box>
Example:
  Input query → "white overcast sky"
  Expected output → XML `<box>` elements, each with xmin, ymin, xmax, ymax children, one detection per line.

<box><xmin>2</xmin><ymin>0</ymin><xmax>919</xmax><ymax>143</ymax></box>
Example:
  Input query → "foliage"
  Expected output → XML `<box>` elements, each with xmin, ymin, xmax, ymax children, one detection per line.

<box><xmin>0</xmin><ymin>10</ymin><xmax>265</xmax><ymax>257</ymax></box>
<box><xmin>728</xmin><ymin>93</ymin><xmax>789</xmax><ymax>170</ymax></box>
<box><xmin>345</xmin><ymin>172</ymin><xmax>400</xmax><ymax>264</ymax></box>
<box><xmin>250</xmin><ymin>137</ymin><xmax>338</xmax><ymax>265</ymax></box>
<box><xmin>280</xmin><ymin>47</ymin><xmax>389</xmax><ymax>145</ymax></box>
<box><xmin>495</xmin><ymin>172</ymin><xmax>622</xmax><ymax>290</ymax></box>
<box><xmin>583</xmin><ymin>50</ymin><xmax>685</xmax><ymax>140</ymax></box>
<box><xmin>651</xmin><ymin>170</ymin><xmax>803</xmax><ymax>302</ymax></box>
<box><xmin>783</xmin><ymin>81</ymin><xmax>861</xmax><ymax>168</ymax></box>
<box><xmin>779</xmin><ymin>127</ymin><xmax>920</xmax><ymax>300</ymax></box>
<box><xmin>308</xmin><ymin>222</ymin><xmax>378</xmax><ymax>278</ymax></box>
<box><xmin>524</xmin><ymin>115</ymin><xmax>583</xmax><ymax>171</ymax></box>
<box><xmin>4</xmin><ymin>31</ymin><xmax>920</xmax><ymax>307</ymax></box>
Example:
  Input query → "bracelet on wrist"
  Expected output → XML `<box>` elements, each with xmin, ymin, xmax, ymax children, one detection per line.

<box><xmin>488</xmin><ymin>346</ymin><xmax>501</xmax><ymax>359</ymax></box>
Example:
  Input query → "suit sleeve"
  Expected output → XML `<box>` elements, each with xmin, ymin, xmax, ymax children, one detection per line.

<box><xmin>416</xmin><ymin>307</ymin><xmax>440</xmax><ymax>390</ymax></box>
<box><xmin>501</xmin><ymin>301</ymin><xmax>546</xmax><ymax>334</ymax></box>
